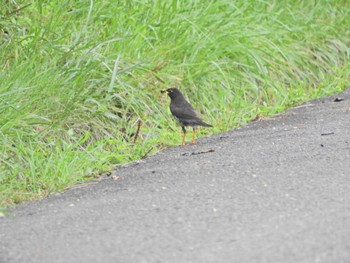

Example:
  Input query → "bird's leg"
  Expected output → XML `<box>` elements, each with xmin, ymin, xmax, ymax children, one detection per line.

<box><xmin>181</xmin><ymin>126</ymin><xmax>187</xmax><ymax>145</ymax></box>
<box><xmin>192</xmin><ymin>127</ymin><xmax>197</xmax><ymax>144</ymax></box>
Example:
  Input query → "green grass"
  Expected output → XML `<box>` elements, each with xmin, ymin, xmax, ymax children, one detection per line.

<box><xmin>1</xmin><ymin>0</ymin><xmax>350</xmax><ymax>206</ymax></box>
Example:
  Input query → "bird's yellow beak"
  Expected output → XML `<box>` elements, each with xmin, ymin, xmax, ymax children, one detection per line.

<box><xmin>161</xmin><ymin>89</ymin><xmax>168</xmax><ymax>94</ymax></box>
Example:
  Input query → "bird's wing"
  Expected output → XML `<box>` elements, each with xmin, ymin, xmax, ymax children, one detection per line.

<box><xmin>170</xmin><ymin>100</ymin><xmax>202</xmax><ymax>121</ymax></box>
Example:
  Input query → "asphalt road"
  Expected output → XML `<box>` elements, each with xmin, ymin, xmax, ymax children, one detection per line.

<box><xmin>1</xmin><ymin>90</ymin><xmax>350</xmax><ymax>263</ymax></box>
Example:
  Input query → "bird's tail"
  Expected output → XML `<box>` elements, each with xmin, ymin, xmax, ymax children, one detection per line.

<box><xmin>198</xmin><ymin>120</ymin><xmax>213</xmax><ymax>127</ymax></box>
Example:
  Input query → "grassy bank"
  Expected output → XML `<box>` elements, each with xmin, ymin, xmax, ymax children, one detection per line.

<box><xmin>1</xmin><ymin>0</ymin><xmax>350</xmax><ymax>206</ymax></box>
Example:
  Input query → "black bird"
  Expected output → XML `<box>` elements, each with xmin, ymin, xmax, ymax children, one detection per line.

<box><xmin>161</xmin><ymin>88</ymin><xmax>212</xmax><ymax>145</ymax></box>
